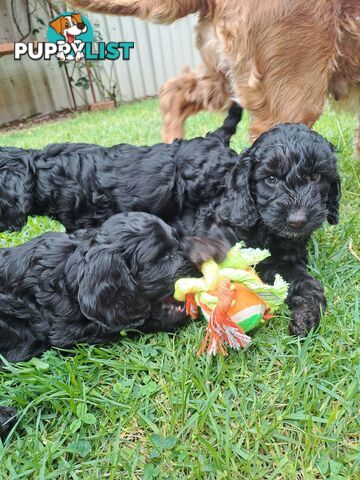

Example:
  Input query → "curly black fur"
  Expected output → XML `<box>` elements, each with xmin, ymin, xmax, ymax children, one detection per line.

<box><xmin>0</xmin><ymin>118</ymin><xmax>340</xmax><ymax>439</ymax></box>
<box><xmin>0</xmin><ymin>112</ymin><xmax>339</xmax><ymax>338</ymax></box>
<box><xmin>0</xmin><ymin>211</ymin><xmax>227</xmax><ymax>438</ymax></box>
<box><xmin>179</xmin><ymin>123</ymin><xmax>340</xmax><ymax>337</ymax></box>
<box><xmin>0</xmin><ymin>104</ymin><xmax>242</xmax><ymax>233</ymax></box>
<box><xmin>0</xmin><ymin>407</ymin><xmax>17</xmax><ymax>440</ymax></box>
<box><xmin>0</xmin><ymin>211</ymin><xmax>228</xmax><ymax>364</ymax></box>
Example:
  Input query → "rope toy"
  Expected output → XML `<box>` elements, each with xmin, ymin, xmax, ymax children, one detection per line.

<box><xmin>174</xmin><ymin>242</ymin><xmax>288</xmax><ymax>355</ymax></box>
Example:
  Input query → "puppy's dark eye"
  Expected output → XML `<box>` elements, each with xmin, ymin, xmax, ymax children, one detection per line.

<box><xmin>65</xmin><ymin>22</ymin><xmax>70</xmax><ymax>27</ymax></box>
<box><xmin>265</xmin><ymin>176</ymin><xmax>279</xmax><ymax>186</ymax></box>
<box><xmin>309</xmin><ymin>173</ymin><xmax>321</xmax><ymax>183</ymax></box>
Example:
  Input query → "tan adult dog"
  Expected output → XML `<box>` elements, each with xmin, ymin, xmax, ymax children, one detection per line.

<box><xmin>71</xmin><ymin>0</ymin><xmax>360</xmax><ymax>155</ymax></box>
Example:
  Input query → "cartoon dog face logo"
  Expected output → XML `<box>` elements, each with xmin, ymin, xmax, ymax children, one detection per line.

<box><xmin>49</xmin><ymin>13</ymin><xmax>87</xmax><ymax>44</ymax></box>
<box><xmin>49</xmin><ymin>13</ymin><xmax>89</xmax><ymax>61</ymax></box>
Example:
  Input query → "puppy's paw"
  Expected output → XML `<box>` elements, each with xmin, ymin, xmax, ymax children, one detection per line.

<box><xmin>0</xmin><ymin>407</ymin><xmax>17</xmax><ymax>440</ymax></box>
<box><xmin>140</xmin><ymin>301</ymin><xmax>188</xmax><ymax>333</ymax></box>
<box><xmin>182</xmin><ymin>236</ymin><xmax>229</xmax><ymax>267</ymax></box>
<box><xmin>158</xmin><ymin>301</ymin><xmax>188</xmax><ymax>332</ymax></box>
<box><xmin>289</xmin><ymin>296</ymin><xmax>321</xmax><ymax>336</ymax></box>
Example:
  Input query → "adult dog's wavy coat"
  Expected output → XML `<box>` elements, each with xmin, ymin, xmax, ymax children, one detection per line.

<box><xmin>71</xmin><ymin>0</ymin><xmax>360</xmax><ymax>154</ymax></box>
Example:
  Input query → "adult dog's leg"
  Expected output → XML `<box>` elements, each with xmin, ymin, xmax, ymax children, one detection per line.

<box><xmin>70</xmin><ymin>0</ymin><xmax>206</xmax><ymax>22</ymax></box>
<box><xmin>355</xmin><ymin>115</ymin><xmax>360</xmax><ymax>159</ymax></box>
<box><xmin>216</xmin><ymin>3</ymin><xmax>334</xmax><ymax>140</ymax></box>
<box><xmin>234</xmin><ymin>56</ymin><xmax>327</xmax><ymax>141</ymax></box>
<box><xmin>160</xmin><ymin>65</ymin><xmax>231</xmax><ymax>142</ymax></box>
<box><xmin>160</xmin><ymin>19</ymin><xmax>232</xmax><ymax>142</ymax></box>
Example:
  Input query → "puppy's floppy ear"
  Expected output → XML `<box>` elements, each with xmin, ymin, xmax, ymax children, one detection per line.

<box><xmin>217</xmin><ymin>153</ymin><xmax>258</xmax><ymax>229</ymax></box>
<box><xmin>327</xmin><ymin>177</ymin><xmax>341</xmax><ymax>225</ymax></box>
<box><xmin>0</xmin><ymin>150</ymin><xmax>34</xmax><ymax>231</ymax></box>
<box><xmin>77</xmin><ymin>245</ymin><xmax>150</xmax><ymax>329</ymax></box>
<box><xmin>314</xmin><ymin>134</ymin><xmax>339</xmax><ymax>224</ymax></box>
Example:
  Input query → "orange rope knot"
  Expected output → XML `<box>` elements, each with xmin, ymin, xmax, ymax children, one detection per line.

<box><xmin>197</xmin><ymin>278</ymin><xmax>251</xmax><ymax>356</ymax></box>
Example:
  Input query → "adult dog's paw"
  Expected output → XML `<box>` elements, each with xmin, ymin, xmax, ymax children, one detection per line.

<box><xmin>289</xmin><ymin>296</ymin><xmax>321</xmax><ymax>336</ymax></box>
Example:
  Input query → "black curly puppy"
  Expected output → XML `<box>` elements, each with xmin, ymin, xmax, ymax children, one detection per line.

<box><xmin>0</xmin><ymin>104</ymin><xmax>242</xmax><ymax>233</ymax></box>
<box><xmin>178</xmin><ymin>123</ymin><xmax>340</xmax><ymax>337</ymax></box>
<box><xmin>0</xmin><ymin>107</ymin><xmax>339</xmax><ymax>338</ymax></box>
<box><xmin>0</xmin><ymin>212</ymin><xmax>227</xmax><ymax>364</ymax></box>
<box><xmin>0</xmin><ymin>211</ymin><xmax>226</xmax><ymax>439</ymax></box>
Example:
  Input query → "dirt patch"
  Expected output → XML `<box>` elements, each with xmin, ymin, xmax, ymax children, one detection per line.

<box><xmin>0</xmin><ymin>107</ymin><xmax>88</xmax><ymax>134</ymax></box>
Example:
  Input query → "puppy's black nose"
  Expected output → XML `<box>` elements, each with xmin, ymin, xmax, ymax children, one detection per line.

<box><xmin>78</xmin><ymin>23</ymin><xmax>86</xmax><ymax>30</ymax></box>
<box><xmin>287</xmin><ymin>210</ymin><xmax>307</xmax><ymax>229</ymax></box>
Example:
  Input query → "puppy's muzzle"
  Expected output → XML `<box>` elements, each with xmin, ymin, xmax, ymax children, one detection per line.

<box><xmin>287</xmin><ymin>209</ymin><xmax>308</xmax><ymax>229</ymax></box>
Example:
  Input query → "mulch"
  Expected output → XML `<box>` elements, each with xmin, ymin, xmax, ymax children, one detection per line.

<box><xmin>0</xmin><ymin>107</ymin><xmax>88</xmax><ymax>134</ymax></box>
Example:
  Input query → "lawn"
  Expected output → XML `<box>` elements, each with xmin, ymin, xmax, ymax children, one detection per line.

<box><xmin>0</xmin><ymin>99</ymin><xmax>359</xmax><ymax>479</ymax></box>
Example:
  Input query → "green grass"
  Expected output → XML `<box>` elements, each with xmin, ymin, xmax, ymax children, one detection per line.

<box><xmin>0</xmin><ymin>99</ymin><xmax>359</xmax><ymax>479</ymax></box>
